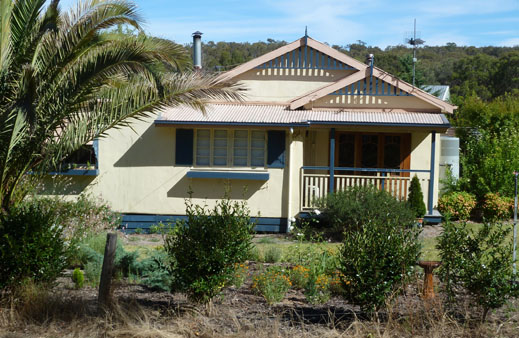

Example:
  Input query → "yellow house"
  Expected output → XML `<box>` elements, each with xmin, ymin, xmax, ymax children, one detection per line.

<box><xmin>48</xmin><ymin>33</ymin><xmax>456</xmax><ymax>232</ymax></box>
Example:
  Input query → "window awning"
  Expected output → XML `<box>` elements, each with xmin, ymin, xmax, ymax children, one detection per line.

<box><xmin>155</xmin><ymin>104</ymin><xmax>451</xmax><ymax>128</ymax></box>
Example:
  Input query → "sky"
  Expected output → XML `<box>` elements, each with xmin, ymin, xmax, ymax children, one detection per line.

<box><xmin>59</xmin><ymin>0</ymin><xmax>519</xmax><ymax>48</ymax></box>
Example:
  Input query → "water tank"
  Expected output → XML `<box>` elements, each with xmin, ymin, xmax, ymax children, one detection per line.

<box><xmin>440</xmin><ymin>135</ymin><xmax>459</xmax><ymax>180</ymax></box>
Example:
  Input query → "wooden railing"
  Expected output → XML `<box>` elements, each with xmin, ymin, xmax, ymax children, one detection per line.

<box><xmin>300</xmin><ymin>167</ymin><xmax>430</xmax><ymax>210</ymax></box>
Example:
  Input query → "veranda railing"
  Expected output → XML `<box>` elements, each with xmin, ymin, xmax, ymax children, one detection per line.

<box><xmin>300</xmin><ymin>166</ymin><xmax>430</xmax><ymax>210</ymax></box>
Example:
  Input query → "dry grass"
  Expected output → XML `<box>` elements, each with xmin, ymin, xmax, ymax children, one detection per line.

<box><xmin>2</xmin><ymin>280</ymin><xmax>519</xmax><ymax>338</ymax></box>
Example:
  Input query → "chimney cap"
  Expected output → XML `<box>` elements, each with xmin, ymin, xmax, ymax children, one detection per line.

<box><xmin>192</xmin><ymin>31</ymin><xmax>203</xmax><ymax>37</ymax></box>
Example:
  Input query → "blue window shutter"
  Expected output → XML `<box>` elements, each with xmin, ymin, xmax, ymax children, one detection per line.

<box><xmin>267</xmin><ymin>130</ymin><xmax>286</xmax><ymax>168</ymax></box>
<box><xmin>175</xmin><ymin>129</ymin><xmax>193</xmax><ymax>165</ymax></box>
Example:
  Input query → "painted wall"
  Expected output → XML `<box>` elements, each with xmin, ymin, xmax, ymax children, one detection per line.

<box><xmin>311</xmin><ymin>94</ymin><xmax>440</xmax><ymax>111</ymax></box>
<box><xmin>235</xmin><ymin>68</ymin><xmax>353</xmax><ymax>102</ymax></box>
<box><xmin>45</xmin><ymin>116</ymin><xmax>292</xmax><ymax>219</ymax></box>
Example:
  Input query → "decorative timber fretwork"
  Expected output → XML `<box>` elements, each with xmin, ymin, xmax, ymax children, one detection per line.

<box><xmin>255</xmin><ymin>46</ymin><xmax>357</xmax><ymax>70</ymax></box>
<box><xmin>330</xmin><ymin>77</ymin><xmax>412</xmax><ymax>96</ymax></box>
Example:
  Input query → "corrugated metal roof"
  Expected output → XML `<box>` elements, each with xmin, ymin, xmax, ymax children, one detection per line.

<box><xmin>156</xmin><ymin>104</ymin><xmax>449</xmax><ymax>127</ymax></box>
<box><xmin>422</xmin><ymin>85</ymin><xmax>450</xmax><ymax>102</ymax></box>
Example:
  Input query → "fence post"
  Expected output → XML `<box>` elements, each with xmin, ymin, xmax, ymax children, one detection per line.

<box><xmin>98</xmin><ymin>233</ymin><xmax>117</xmax><ymax>312</ymax></box>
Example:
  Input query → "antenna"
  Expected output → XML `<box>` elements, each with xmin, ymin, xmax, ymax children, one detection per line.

<box><xmin>404</xmin><ymin>19</ymin><xmax>425</xmax><ymax>86</ymax></box>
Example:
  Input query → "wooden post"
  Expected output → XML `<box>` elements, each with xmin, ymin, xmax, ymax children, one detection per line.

<box><xmin>98</xmin><ymin>233</ymin><xmax>117</xmax><ymax>312</ymax></box>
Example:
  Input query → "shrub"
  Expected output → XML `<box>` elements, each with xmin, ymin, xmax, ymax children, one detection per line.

<box><xmin>31</xmin><ymin>195</ymin><xmax>120</xmax><ymax>240</ymax></box>
<box><xmin>437</xmin><ymin>219</ymin><xmax>519</xmax><ymax>321</ymax></box>
<box><xmin>247</xmin><ymin>247</ymin><xmax>263</xmax><ymax>262</ymax></box>
<box><xmin>263</xmin><ymin>246</ymin><xmax>282</xmax><ymax>263</ymax></box>
<box><xmin>408</xmin><ymin>175</ymin><xmax>426</xmax><ymax>218</ymax></box>
<box><xmin>290</xmin><ymin>265</ymin><xmax>310</xmax><ymax>289</ymax></box>
<box><xmin>437</xmin><ymin>191</ymin><xmax>476</xmax><ymax>220</ymax></box>
<box><xmin>84</xmin><ymin>260</ymin><xmax>102</xmax><ymax>286</ymax></box>
<box><xmin>315</xmin><ymin>186</ymin><xmax>416</xmax><ymax>240</ymax></box>
<box><xmin>230</xmin><ymin>263</ymin><xmax>249</xmax><ymax>288</ymax></box>
<box><xmin>481</xmin><ymin>193</ymin><xmax>513</xmax><ymax>221</ymax></box>
<box><xmin>136</xmin><ymin>249</ymin><xmax>172</xmax><ymax>292</ymax></box>
<box><xmin>0</xmin><ymin>201</ymin><xmax>74</xmax><ymax>289</ymax></box>
<box><xmin>71</xmin><ymin>268</ymin><xmax>84</xmax><ymax>289</ymax></box>
<box><xmin>252</xmin><ymin>266</ymin><xmax>292</xmax><ymax>304</ymax></box>
<box><xmin>304</xmin><ymin>274</ymin><xmax>331</xmax><ymax>304</ymax></box>
<box><xmin>329</xmin><ymin>270</ymin><xmax>348</xmax><ymax>296</ymax></box>
<box><xmin>283</xmin><ymin>243</ymin><xmax>339</xmax><ymax>275</ymax></box>
<box><xmin>338</xmin><ymin>217</ymin><xmax>421</xmax><ymax>311</ymax></box>
<box><xmin>165</xmin><ymin>196</ymin><xmax>254</xmax><ymax>303</ymax></box>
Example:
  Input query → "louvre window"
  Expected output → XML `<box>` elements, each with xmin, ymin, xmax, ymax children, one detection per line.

<box><xmin>192</xmin><ymin>129</ymin><xmax>268</xmax><ymax>167</ymax></box>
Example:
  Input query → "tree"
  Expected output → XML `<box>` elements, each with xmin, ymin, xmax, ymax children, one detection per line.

<box><xmin>408</xmin><ymin>175</ymin><xmax>426</xmax><ymax>218</ymax></box>
<box><xmin>0</xmin><ymin>0</ymin><xmax>240</xmax><ymax>211</ymax></box>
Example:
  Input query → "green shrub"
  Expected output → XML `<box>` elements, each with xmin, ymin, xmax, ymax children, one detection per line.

<box><xmin>84</xmin><ymin>260</ymin><xmax>102</xmax><ymax>286</ymax></box>
<box><xmin>482</xmin><ymin>192</ymin><xmax>513</xmax><ymax>221</ymax></box>
<box><xmin>247</xmin><ymin>247</ymin><xmax>263</xmax><ymax>262</ymax></box>
<box><xmin>408</xmin><ymin>175</ymin><xmax>426</xmax><ymax>218</ymax></box>
<box><xmin>30</xmin><ymin>195</ymin><xmax>120</xmax><ymax>240</ymax></box>
<box><xmin>135</xmin><ymin>249</ymin><xmax>172</xmax><ymax>292</ymax></box>
<box><xmin>72</xmin><ymin>268</ymin><xmax>84</xmax><ymax>289</ymax></box>
<box><xmin>289</xmin><ymin>265</ymin><xmax>310</xmax><ymax>289</ymax></box>
<box><xmin>437</xmin><ymin>191</ymin><xmax>477</xmax><ymax>220</ymax></box>
<box><xmin>252</xmin><ymin>266</ymin><xmax>291</xmax><ymax>304</ymax></box>
<box><xmin>230</xmin><ymin>263</ymin><xmax>249</xmax><ymax>288</ymax></box>
<box><xmin>338</xmin><ymin>217</ymin><xmax>421</xmax><ymax>311</ymax></box>
<box><xmin>437</xmin><ymin>219</ymin><xmax>519</xmax><ymax>321</ymax></box>
<box><xmin>304</xmin><ymin>273</ymin><xmax>331</xmax><ymax>304</ymax></box>
<box><xmin>315</xmin><ymin>186</ymin><xmax>416</xmax><ymax>240</ymax></box>
<box><xmin>165</xmin><ymin>196</ymin><xmax>254</xmax><ymax>303</ymax></box>
<box><xmin>0</xmin><ymin>201</ymin><xmax>75</xmax><ymax>289</ymax></box>
<box><xmin>263</xmin><ymin>246</ymin><xmax>282</xmax><ymax>263</ymax></box>
<box><xmin>283</xmin><ymin>243</ymin><xmax>339</xmax><ymax>275</ymax></box>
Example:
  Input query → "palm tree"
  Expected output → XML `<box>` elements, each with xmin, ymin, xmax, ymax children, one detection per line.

<box><xmin>0</xmin><ymin>0</ymin><xmax>241</xmax><ymax>211</ymax></box>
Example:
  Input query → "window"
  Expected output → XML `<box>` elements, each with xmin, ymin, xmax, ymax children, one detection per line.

<box><xmin>335</xmin><ymin>132</ymin><xmax>410</xmax><ymax>176</ymax></box>
<box><xmin>194</xmin><ymin>129</ymin><xmax>266</xmax><ymax>167</ymax></box>
<box><xmin>196</xmin><ymin>129</ymin><xmax>210</xmax><ymax>165</ymax></box>
<box><xmin>251</xmin><ymin>131</ymin><xmax>266</xmax><ymax>166</ymax></box>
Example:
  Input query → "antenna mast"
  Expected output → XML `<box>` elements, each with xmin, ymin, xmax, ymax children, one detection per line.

<box><xmin>405</xmin><ymin>19</ymin><xmax>425</xmax><ymax>86</ymax></box>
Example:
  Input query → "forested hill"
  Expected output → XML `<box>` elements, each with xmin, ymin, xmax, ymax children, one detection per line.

<box><xmin>198</xmin><ymin>39</ymin><xmax>519</xmax><ymax>102</ymax></box>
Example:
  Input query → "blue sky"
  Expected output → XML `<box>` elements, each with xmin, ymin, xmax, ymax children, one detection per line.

<box><xmin>60</xmin><ymin>0</ymin><xmax>519</xmax><ymax>48</ymax></box>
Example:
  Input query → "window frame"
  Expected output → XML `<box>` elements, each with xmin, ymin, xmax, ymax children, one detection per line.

<box><xmin>193</xmin><ymin>128</ymin><xmax>267</xmax><ymax>168</ymax></box>
<box><xmin>334</xmin><ymin>131</ymin><xmax>411</xmax><ymax>176</ymax></box>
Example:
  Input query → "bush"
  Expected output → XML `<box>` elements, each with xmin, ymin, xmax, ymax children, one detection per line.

<box><xmin>230</xmin><ymin>263</ymin><xmax>249</xmax><ymax>288</ymax></box>
<box><xmin>437</xmin><ymin>219</ymin><xmax>519</xmax><ymax>321</ymax></box>
<box><xmin>304</xmin><ymin>274</ymin><xmax>331</xmax><ymax>304</ymax></box>
<box><xmin>72</xmin><ymin>268</ymin><xmax>84</xmax><ymax>289</ymax></box>
<box><xmin>252</xmin><ymin>266</ymin><xmax>292</xmax><ymax>304</ymax></box>
<box><xmin>408</xmin><ymin>175</ymin><xmax>426</xmax><ymax>218</ymax></box>
<box><xmin>290</xmin><ymin>265</ymin><xmax>310</xmax><ymax>289</ymax></box>
<box><xmin>315</xmin><ymin>186</ymin><xmax>416</xmax><ymax>240</ymax></box>
<box><xmin>165</xmin><ymin>196</ymin><xmax>254</xmax><ymax>303</ymax></box>
<box><xmin>338</xmin><ymin>217</ymin><xmax>421</xmax><ymax>311</ymax></box>
<box><xmin>31</xmin><ymin>195</ymin><xmax>120</xmax><ymax>240</ymax></box>
<box><xmin>0</xmin><ymin>201</ymin><xmax>74</xmax><ymax>289</ymax></box>
<box><xmin>263</xmin><ymin>246</ymin><xmax>282</xmax><ymax>263</ymax></box>
<box><xmin>136</xmin><ymin>249</ymin><xmax>172</xmax><ymax>292</ymax></box>
<box><xmin>481</xmin><ymin>193</ymin><xmax>513</xmax><ymax>221</ymax></box>
<box><xmin>437</xmin><ymin>191</ymin><xmax>477</xmax><ymax>220</ymax></box>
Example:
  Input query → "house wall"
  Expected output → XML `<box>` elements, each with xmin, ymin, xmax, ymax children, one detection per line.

<box><xmin>44</xmin><ymin>116</ymin><xmax>292</xmax><ymax>219</ymax></box>
<box><xmin>311</xmin><ymin>94</ymin><xmax>440</xmax><ymax>110</ymax></box>
<box><xmin>235</xmin><ymin>68</ymin><xmax>353</xmax><ymax>102</ymax></box>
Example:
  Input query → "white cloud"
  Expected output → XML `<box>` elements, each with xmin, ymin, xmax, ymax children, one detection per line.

<box><xmin>500</xmin><ymin>38</ymin><xmax>519</xmax><ymax>46</ymax></box>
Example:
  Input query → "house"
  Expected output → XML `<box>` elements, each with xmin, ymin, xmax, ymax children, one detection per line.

<box><xmin>46</xmin><ymin>33</ymin><xmax>456</xmax><ymax>232</ymax></box>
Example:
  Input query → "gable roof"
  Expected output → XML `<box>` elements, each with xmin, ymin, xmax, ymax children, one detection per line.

<box><xmin>217</xmin><ymin>35</ymin><xmax>457</xmax><ymax>114</ymax></box>
<box><xmin>217</xmin><ymin>36</ymin><xmax>368</xmax><ymax>82</ymax></box>
<box><xmin>289</xmin><ymin>67</ymin><xmax>456</xmax><ymax>113</ymax></box>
